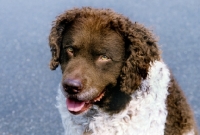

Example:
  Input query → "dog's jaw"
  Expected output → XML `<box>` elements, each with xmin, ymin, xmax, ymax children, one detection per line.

<box><xmin>66</xmin><ymin>91</ymin><xmax>105</xmax><ymax>115</ymax></box>
<box><xmin>66</xmin><ymin>98</ymin><xmax>92</xmax><ymax>114</ymax></box>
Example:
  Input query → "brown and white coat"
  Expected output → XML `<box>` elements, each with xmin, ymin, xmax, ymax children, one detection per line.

<box><xmin>49</xmin><ymin>7</ymin><xmax>198</xmax><ymax>135</ymax></box>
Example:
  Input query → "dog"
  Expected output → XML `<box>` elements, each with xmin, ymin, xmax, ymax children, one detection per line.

<box><xmin>48</xmin><ymin>7</ymin><xmax>198</xmax><ymax>135</ymax></box>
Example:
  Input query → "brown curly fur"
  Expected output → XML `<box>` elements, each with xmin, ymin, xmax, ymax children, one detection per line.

<box><xmin>49</xmin><ymin>7</ymin><xmax>198</xmax><ymax>134</ymax></box>
<box><xmin>49</xmin><ymin>7</ymin><xmax>160</xmax><ymax>94</ymax></box>
<box><xmin>165</xmin><ymin>74</ymin><xmax>198</xmax><ymax>135</ymax></box>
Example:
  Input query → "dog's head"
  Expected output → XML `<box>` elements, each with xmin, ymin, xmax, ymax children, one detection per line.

<box><xmin>49</xmin><ymin>7</ymin><xmax>160</xmax><ymax>114</ymax></box>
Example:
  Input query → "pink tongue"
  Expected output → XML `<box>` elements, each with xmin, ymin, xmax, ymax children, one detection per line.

<box><xmin>66</xmin><ymin>98</ymin><xmax>85</xmax><ymax>112</ymax></box>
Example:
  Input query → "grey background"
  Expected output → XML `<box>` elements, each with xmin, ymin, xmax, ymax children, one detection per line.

<box><xmin>0</xmin><ymin>0</ymin><xmax>199</xmax><ymax>134</ymax></box>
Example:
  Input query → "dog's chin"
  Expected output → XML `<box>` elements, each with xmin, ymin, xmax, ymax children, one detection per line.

<box><xmin>66</xmin><ymin>91</ymin><xmax>105</xmax><ymax>115</ymax></box>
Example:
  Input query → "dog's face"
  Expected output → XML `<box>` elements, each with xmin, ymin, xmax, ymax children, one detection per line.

<box><xmin>60</xmin><ymin>18</ymin><xmax>125</xmax><ymax>114</ymax></box>
<box><xmin>49</xmin><ymin>8</ymin><xmax>160</xmax><ymax>115</ymax></box>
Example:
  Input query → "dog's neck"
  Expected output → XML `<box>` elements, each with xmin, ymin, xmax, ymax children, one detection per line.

<box><xmin>57</xmin><ymin>61</ymin><xmax>170</xmax><ymax>135</ymax></box>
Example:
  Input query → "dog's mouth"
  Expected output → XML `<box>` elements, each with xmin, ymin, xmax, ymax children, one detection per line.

<box><xmin>66</xmin><ymin>91</ymin><xmax>105</xmax><ymax>115</ymax></box>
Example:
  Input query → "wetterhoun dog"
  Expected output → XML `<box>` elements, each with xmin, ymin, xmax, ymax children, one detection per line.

<box><xmin>49</xmin><ymin>7</ymin><xmax>198</xmax><ymax>135</ymax></box>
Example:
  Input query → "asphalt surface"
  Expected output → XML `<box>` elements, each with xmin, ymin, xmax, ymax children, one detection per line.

<box><xmin>0</xmin><ymin>0</ymin><xmax>199</xmax><ymax>134</ymax></box>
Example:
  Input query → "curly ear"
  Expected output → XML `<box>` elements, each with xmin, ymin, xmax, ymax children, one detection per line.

<box><xmin>48</xmin><ymin>8</ymin><xmax>80</xmax><ymax>70</ymax></box>
<box><xmin>117</xmin><ymin>22</ymin><xmax>161</xmax><ymax>94</ymax></box>
<box><xmin>49</xmin><ymin>25</ymin><xmax>62</xmax><ymax>70</ymax></box>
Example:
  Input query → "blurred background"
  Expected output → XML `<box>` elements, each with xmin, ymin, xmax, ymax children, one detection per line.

<box><xmin>0</xmin><ymin>0</ymin><xmax>199</xmax><ymax>134</ymax></box>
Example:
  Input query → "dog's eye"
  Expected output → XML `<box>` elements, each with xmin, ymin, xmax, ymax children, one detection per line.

<box><xmin>99</xmin><ymin>55</ymin><xmax>110</xmax><ymax>61</ymax></box>
<box><xmin>66</xmin><ymin>47</ymin><xmax>74</xmax><ymax>54</ymax></box>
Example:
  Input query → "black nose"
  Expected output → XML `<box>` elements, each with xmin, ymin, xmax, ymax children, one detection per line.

<box><xmin>62</xmin><ymin>79</ymin><xmax>82</xmax><ymax>94</ymax></box>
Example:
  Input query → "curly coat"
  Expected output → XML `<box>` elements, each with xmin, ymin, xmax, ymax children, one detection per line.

<box><xmin>49</xmin><ymin>7</ymin><xmax>198</xmax><ymax>135</ymax></box>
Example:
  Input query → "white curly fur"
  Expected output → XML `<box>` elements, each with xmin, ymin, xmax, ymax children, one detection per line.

<box><xmin>56</xmin><ymin>61</ymin><xmax>171</xmax><ymax>135</ymax></box>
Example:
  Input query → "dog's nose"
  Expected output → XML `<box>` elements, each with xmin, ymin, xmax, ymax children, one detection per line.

<box><xmin>62</xmin><ymin>79</ymin><xmax>82</xmax><ymax>94</ymax></box>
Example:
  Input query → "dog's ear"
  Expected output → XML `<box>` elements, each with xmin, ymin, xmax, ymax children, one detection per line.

<box><xmin>114</xmin><ymin>21</ymin><xmax>161</xmax><ymax>94</ymax></box>
<box><xmin>49</xmin><ymin>24</ymin><xmax>62</xmax><ymax>70</ymax></box>
<box><xmin>48</xmin><ymin>9</ymin><xmax>79</xmax><ymax>70</ymax></box>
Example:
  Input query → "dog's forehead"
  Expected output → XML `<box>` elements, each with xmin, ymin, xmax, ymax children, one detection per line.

<box><xmin>74</xmin><ymin>29</ymin><xmax>122</xmax><ymax>49</ymax></box>
<box><xmin>63</xmin><ymin>19</ymin><xmax>124</xmax><ymax>52</ymax></box>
